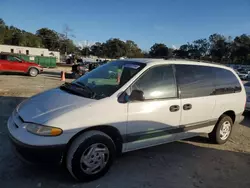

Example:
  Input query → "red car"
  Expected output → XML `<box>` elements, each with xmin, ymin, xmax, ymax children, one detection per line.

<box><xmin>0</xmin><ymin>53</ymin><xmax>43</xmax><ymax>77</ymax></box>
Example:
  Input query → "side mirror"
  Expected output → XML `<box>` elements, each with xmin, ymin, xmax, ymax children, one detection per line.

<box><xmin>129</xmin><ymin>90</ymin><xmax>144</xmax><ymax>101</ymax></box>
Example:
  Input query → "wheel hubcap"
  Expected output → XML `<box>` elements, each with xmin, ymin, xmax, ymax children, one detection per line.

<box><xmin>80</xmin><ymin>143</ymin><xmax>109</xmax><ymax>175</ymax></box>
<box><xmin>219</xmin><ymin>121</ymin><xmax>231</xmax><ymax>140</ymax></box>
<box><xmin>30</xmin><ymin>69</ymin><xmax>37</xmax><ymax>76</ymax></box>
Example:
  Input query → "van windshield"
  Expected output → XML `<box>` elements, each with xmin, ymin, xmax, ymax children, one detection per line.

<box><xmin>69</xmin><ymin>60</ymin><xmax>145</xmax><ymax>99</ymax></box>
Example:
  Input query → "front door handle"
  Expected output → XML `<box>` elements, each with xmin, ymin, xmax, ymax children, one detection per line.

<box><xmin>183</xmin><ymin>104</ymin><xmax>192</xmax><ymax>110</ymax></box>
<box><xmin>170</xmin><ymin>105</ymin><xmax>180</xmax><ymax>112</ymax></box>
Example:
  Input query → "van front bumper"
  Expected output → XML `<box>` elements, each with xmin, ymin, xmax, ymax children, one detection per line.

<box><xmin>9</xmin><ymin>133</ymin><xmax>66</xmax><ymax>164</ymax></box>
<box><xmin>7</xmin><ymin>113</ymin><xmax>67</xmax><ymax>165</ymax></box>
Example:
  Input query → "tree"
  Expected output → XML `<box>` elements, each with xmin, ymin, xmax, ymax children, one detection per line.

<box><xmin>36</xmin><ymin>28</ymin><xmax>60</xmax><ymax>51</ymax></box>
<box><xmin>0</xmin><ymin>18</ymin><xmax>5</xmax><ymax>27</ymax></box>
<box><xmin>103</xmin><ymin>38</ymin><xmax>127</xmax><ymax>58</ymax></box>
<box><xmin>181</xmin><ymin>43</ymin><xmax>194</xmax><ymax>58</ymax></box>
<box><xmin>167</xmin><ymin>48</ymin><xmax>174</xmax><ymax>58</ymax></box>
<box><xmin>149</xmin><ymin>43</ymin><xmax>168</xmax><ymax>58</ymax></box>
<box><xmin>0</xmin><ymin>19</ymin><xmax>43</xmax><ymax>47</ymax></box>
<box><xmin>61</xmin><ymin>24</ymin><xmax>75</xmax><ymax>55</ymax></box>
<box><xmin>232</xmin><ymin>34</ymin><xmax>250</xmax><ymax>63</ymax></box>
<box><xmin>81</xmin><ymin>47</ymin><xmax>91</xmax><ymax>56</ymax></box>
<box><xmin>8</xmin><ymin>26</ymin><xmax>23</xmax><ymax>46</ymax></box>
<box><xmin>125</xmin><ymin>40</ymin><xmax>143</xmax><ymax>58</ymax></box>
<box><xmin>22</xmin><ymin>32</ymin><xmax>43</xmax><ymax>47</ymax></box>
<box><xmin>1</xmin><ymin>16</ymin><xmax>250</xmax><ymax>64</ymax></box>
<box><xmin>193</xmin><ymin>39</ymin><xmax>210</xmax><ymax>57</ymax></box>
<box><xmin>0</xmin><ymin>18</ymin><xmax>6</xmax><ymax>44</ymax></box>
<box><xmin>90</xmin><ymin>42</ymin><xmax>105</xmax><ymax>57</ymax></box>
<box><xmin>208</xmin><ymin>33</ymin><xmax>230</xmax><ymax>62</ymax></box>
<box><xmin>59</xmin><ymin>39</ymin><xmax>76</xmax><ymax>54</ymax></box>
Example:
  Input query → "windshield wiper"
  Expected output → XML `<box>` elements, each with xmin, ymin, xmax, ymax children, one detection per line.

<box><xmin>60</xmin><ymin>82</ymin><xmax>87</xmax><ymax>97</ymax></box>
<box><xmin>74</xmin><ymin>81</ymin><xmax>97</xmax><ymax>98</ymax></box>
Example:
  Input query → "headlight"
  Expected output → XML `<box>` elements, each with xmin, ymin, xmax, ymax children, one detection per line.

<box><xmin>25</xmin><ymin>123</ymin><xmax>63</xmax><ymax>136</ymax></box>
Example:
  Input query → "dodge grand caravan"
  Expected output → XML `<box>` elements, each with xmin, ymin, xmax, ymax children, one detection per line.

<box><xmin>8</xmin><ymin>59</ymin><xmax>246</xmax><ymax>181</ymax></box>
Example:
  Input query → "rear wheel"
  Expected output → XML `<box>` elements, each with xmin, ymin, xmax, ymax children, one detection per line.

<box><xmin>28</xmin><ymin>68</ymin><xmax>38</xmax><ymax>77</ymax></box>
<box><xmin>66</xmin><ymin>131</ymin><xmax>116</xmax><ymax>182</ymax></box>
<box><xmin>209</xmin><ymin>115</ymin><xmax>233</xmax><ymax>144</ymax></box>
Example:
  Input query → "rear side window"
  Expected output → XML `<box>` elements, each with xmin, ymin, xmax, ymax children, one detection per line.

<box><xmin>0</xmin><ymin>55</ymin><xmax>7</xmax><ymax>60</ymax></box>
<box><xmin>7</xmin><ymin>55</ymin><xmax>22</xmax><ymax>62</ymax></box>
<box><xmin>175</xmin><ymin>64</ymin><xmax>216</xmax><ymax>98</ymax></box>
<box><xmin>212</xmin><ymin>67</ymin><xmax>242</xmax><ymax>94</ymax></box>
<box><xmin>131</xmin><ymin>65</ymin><xmax>177</xmax><ymax>100</ymax></box>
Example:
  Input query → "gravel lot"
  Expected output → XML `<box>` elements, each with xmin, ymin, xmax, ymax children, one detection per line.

<box><xmin>0</xmin><ymin>70</ymin><xmax>250</xmax><ymax>188</ymax></box>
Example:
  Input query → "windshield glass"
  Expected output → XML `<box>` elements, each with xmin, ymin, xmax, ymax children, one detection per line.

<box><xmin>71</xmin><ymin>60</ymin><xmax>146</xmax><ymax>99</ymax></box>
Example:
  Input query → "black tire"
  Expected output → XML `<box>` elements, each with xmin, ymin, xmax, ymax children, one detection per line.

<box><xmin>208</xmin><ymin>115</ymin><xmax>233</xmax><ymax>144</ymax></box>
<box><xmin>66</xmin><ymin>130</ymin><xmax>116</xmax><ymax>182</ymax></box>
<box><xmin>28</xmin><ymin>68</ymin><xmax>38</xmax><ymax>77</ymax></box>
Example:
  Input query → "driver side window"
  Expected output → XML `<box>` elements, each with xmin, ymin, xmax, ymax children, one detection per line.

<box><xmin>131</xmin><ymin>65</ymin><xmax>177</xmax><ymax>100</ymax></box>
<box><xmin>0</xmin><ymin>55</ymin><xmax>7</xmax><ymax>60</ymax></box>
<box><xmin>7</xmin><ymin>55</ymin><xmax>19</xmax><ymax>62</ymax></box>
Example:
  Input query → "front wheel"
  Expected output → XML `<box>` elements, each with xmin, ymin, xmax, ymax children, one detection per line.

<box><xmin>209</xmin><ymin>115</ymin><xmax>233</xmax><ymax>144</ymax></box>
<box><xmin>28</xmin><ymin>68</ymin><xmax>38</xmax><ymax>77</ymax></box>
<box><xmin>66</xmin><ymin>131</ymin><xmax>116</xmax><ymax>182</ymax></box>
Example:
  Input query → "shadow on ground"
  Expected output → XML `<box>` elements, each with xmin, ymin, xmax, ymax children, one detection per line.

<box><xmin>41</xmin><ymin>71</ymin><xmax>75</xmax><ymax>79</ymax></box>
<box><xmin>0</xmin><ymin>70</ymin><xmax>74</xmax><ymax>79</ymax></box>
<box><xmin>0</xmin><ymin>72</ymin><xmax>28</xmax><ymax>76</ymax></box>
<box><xmin>1</xmin><ymin>96</ymin><xmax>250</xmax><ymax>188</ymax></box>
<box><xmin>242</xmin><ymin>111</ymin><xmax>250</xmax><ymax>128</ymax></box>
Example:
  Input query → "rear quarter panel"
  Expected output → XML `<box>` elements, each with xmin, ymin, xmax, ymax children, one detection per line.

<box><xmin>212</xmin><ymin>69</ymin><xmax>246</xmax><ymax>120</ymax></box>
<box><xmin>212</xmin><ymin>92</ymin><xmax>245</xmax><ymax>118</ymax></box>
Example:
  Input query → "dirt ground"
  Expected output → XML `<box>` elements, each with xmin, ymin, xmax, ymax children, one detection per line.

<box><xmin>0</xmin><ymin>70</ymin><xmax>250</xmax><ymax>188</ymax></box>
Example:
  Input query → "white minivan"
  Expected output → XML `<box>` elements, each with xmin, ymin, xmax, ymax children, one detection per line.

<box><xmin>8</xmin><ymin>59</ymin><xmax>246</xmax><ymax>181</ymax></box>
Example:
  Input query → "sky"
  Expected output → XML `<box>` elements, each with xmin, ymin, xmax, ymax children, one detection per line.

<box><xmin>1</xmin><ymin>0</ymin><xmax>250</xmax><ymax>50</ymax></box>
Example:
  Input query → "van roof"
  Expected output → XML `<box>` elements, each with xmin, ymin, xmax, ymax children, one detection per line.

<box><xmin>122</xmin><ymin>58</ymin><xmax>230</xmax><ymax>70</ymax></box>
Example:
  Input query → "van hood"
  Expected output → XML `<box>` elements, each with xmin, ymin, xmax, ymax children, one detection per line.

<box><xmin>17</xmin><ymin>88</ymin><xmax>94</xmax><ymax>124</ymax></box>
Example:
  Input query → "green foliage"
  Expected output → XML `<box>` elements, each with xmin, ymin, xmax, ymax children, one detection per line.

<box><xmin>81</xmin><ymin>47</ymin><xmax>91</xmax><ymax>56</ymax></box>
<box><xmin>36</xmin><ymin>28</ymin><xmax>60</xmax><ymax>51</ymax></box>
<box><xmin>1</xmin><ymin>17</ymin><xmax>250</xmax><ymax>64</ymax></box>
<box><xmin>89</xmin><ymin>39</ymin><xmax>144</xmax><ymax>58</ymax></box>
<box><xmin>104</xmin><ymin>38</ymin><xmax>127</xmax><ymax>58</ymax></box>
<box><xmin>90</xmin><ymin>42</ymin><xmax>105</xmax><ymax>57</ymax></box>
<box><xmin>23</xmin><ymin>32</ymin><xmax>44</xmax><ymax>47</ymax></box>
<box><xmin>174</xmin><ymin>33</ymin><xmax>250</xmax><ymax>64</ymax></box>
<box><xmin>149</xmin><ymin>43</ymin><xmax>168</xmax><ymax>58</ymax></box>
<box><xmin>232</xmin><ymin>34</ymin><xmax>250</xmax><ymax>63</ymax></box>
<box><xmin>0</xmin><ymin>19</ymin><xmax>76</xmax><ymax>55</ymax></box>
<box><xmin>125</xmin><ymin>40</ymin><xmax>143</xmax><ymax>58</ymax></box>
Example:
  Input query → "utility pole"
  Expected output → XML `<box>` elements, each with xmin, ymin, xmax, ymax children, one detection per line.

<box><xmin>63</xmin><ymin>24</ymin><xmax>75</xmax><ymax>56</ymax></box>
<box><xmin>65</xmin><ymin>31</ymin><xmax>67</xmax><ymax>56</ymax></box>
<box><xmin>86</xmin><ymin>40</ymin><xmax>89</xmax><ymax>57</ymax></box>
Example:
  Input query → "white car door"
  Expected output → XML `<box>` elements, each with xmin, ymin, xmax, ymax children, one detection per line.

<box><xmin>174</xmin><ymin>64</ymin><xmax>217</xmax><ymax>139</ymax></box>
<box><xmin>125</xmin><ymin>65</ymin><xmax>181</xmax><ymax>151</ymax></box>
